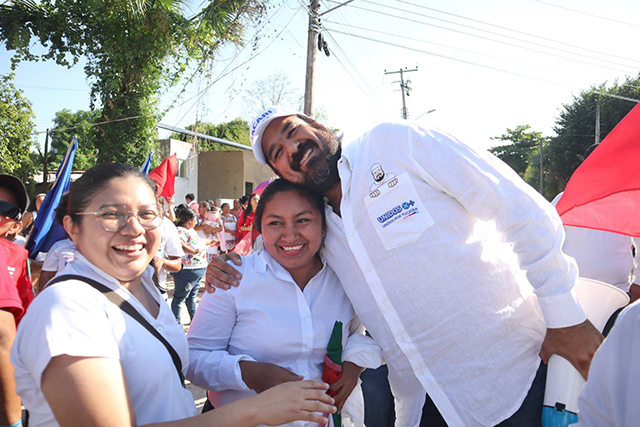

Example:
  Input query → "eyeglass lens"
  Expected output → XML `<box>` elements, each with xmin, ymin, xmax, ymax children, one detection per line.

<box><xmin>98</xmin><ymin>205</ymin><xmax>161</xmax><ymax>232</ymax></box>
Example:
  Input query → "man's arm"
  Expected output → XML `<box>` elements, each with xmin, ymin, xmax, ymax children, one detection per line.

<box><xmin>0</xmin><ymin>309</ymin><xmax>21</xmax><ymax>426</ymax></box>
<box><xmin>404</xmin><ymin>123</ymin><xmax>599</xmax><ymax>376</ymax></box>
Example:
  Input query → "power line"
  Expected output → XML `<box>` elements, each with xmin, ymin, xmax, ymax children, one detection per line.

<box><xmin>324</xmin><ymin>19</ymin><xmax>551</xmax><ymax>71</ymax></box>
<box><xmin>535</xmin><ymin>0</ymin><xmax>640</xmax><ymax>29</ymax></box>
<box><xmin>326</xmin><ymin>28</ymin><xmax>640</xmax><ymax>104</ymax></box>
<box><xmin>321</xmin><ymin>30</ymin><xmax>385</xmax><ymax>111</ymax></box>
<box><xmin>397</xmin><ymin>0</ymin><xmax>640</xmax><ymax>65</ymax></box>
<box><xmin>324</xmin><ymin>19</ymin><xmax>640</xmax><ymax>91</ymax></box>
<box><xmin>322</xmin><ymin>29</ymin><xmax>384</xmax><ymax>107</ymax></box>
<box><xmin>328</xmin><ymin>0</ymin><xmax>639</xmax><ymax>74</ymax></box>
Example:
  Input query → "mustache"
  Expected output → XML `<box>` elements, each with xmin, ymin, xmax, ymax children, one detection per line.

<box><xmin>290</xmin><ymin>140</ymin><xmax>316</xmax><ymax>172</ymax></box>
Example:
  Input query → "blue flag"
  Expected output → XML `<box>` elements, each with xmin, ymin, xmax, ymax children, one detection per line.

<box><xmin>26</xmin><ymin>137</ymin><xmax>78</xmax><ymax>259</ymax></box>
<box><xmin>141</xmin><ymin>152</ymin><xmax>153</xmax><ymax>175</ymax></box>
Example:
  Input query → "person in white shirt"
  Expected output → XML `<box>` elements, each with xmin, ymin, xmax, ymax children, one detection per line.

<box><xmin>576</xmin><ymin>300</ymin><xmax>640</xmax><ymax>426</ymax></box>
<box><xmin>207</xmin><ymin>107</ymin><xmax>603</xmax><ymax>426</ymax></box>
<box><xmin>37</xmin><ymin>193</ymin><xmax>77</xmax><ymax>292</ymax></box>
<box><xmin>10</xmin><ymin>163</ymin><xmax>337</xmax><ymax>427</ymax></box>
<box><xmin>188</xmin><ymin>179</ymin><xmax>382</xmax><ymax>427</ymax></box>
<box><xmin>153</xmin><ymin>214</ymin><xmax>184</xmax><ymax>295</ymax></box>
<box><xmin>220</xmin><ymin>202</ymin><xmax>237</xmax><ymax>251</ymax></box>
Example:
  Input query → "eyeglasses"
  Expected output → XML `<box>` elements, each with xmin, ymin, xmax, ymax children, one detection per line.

<box><xmin>0</xmin><ymin>200</ymin><xmax>21</xmax><ymax>220</ymax></box>
<box><xmin>75</xmin><ymin>204</ymin><xmax>162</xmax><ymax>232</ymax></box>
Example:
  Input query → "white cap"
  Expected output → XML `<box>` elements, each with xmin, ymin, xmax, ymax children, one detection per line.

<box><xmin>250</xmin><ymin>106</ymin><xmax>299</xmax><ymax>165</ymax></box>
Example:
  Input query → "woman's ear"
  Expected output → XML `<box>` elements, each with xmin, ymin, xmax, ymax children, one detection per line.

<box><xmin>63</xmin><ymin>215</ymin><xmax>79</xmax><ymax>246</ymax></box>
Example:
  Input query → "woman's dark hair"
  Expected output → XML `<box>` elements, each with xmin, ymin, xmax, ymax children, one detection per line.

<box><xmin>199</xmin><ymin>200</ymin><xmax>210</xmax><ymax>211</ymax></box>
<box><xmin>243</xmin><ymin>193</ymin><xmax>259</xmax><ymax>218</ymax></box>
<box><xmin>176</xmin><ymin>207</ymin><xmax>196</xmax><ymax>227</ymax></box>
<box><xmin>254</xmin><ymin>179</ymin><xmax>326</xmax><ymax>234</ymax></box>
<box><xmin>67</xmin><ymin>163</ymin><xmax>156</xmax><ymax>224</ymax></box>
<box><xmin>55</xmin><ymin>192</ymin><xmax>70</xmax><ymax>226</ymax></box>
<box><xmin>185</xmin><ymin>193</ymin><xmax>195</xmax><ymax>202</ymax></box>
<box><xmin>239</xmin><ymin>195</ymin><xmax>249</xmax><ymax>205</ymax></box>
<box><xmin>221</xmin><ymin>202</ymin><xmax>230</xmax><ymax>210</ymax></box>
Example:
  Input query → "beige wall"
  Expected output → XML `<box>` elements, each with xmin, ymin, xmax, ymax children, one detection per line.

<box><xmin>198</xmin><ymin>150</ymin><xmax>274</xmax><ymax>201</ymax></box>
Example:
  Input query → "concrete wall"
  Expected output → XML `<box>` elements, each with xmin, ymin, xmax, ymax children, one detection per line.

<box><xmin>158</xmin><ymin>139</ymin><xmax>274</xmax><ymax>203</ymax></box>
<box><xmin>197</xmin><ymin>150</ymin><xmax>274</xmax><ymax>201</ymax></box>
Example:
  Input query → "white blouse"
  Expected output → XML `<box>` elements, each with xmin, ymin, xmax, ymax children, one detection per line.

<box><xmin>11</xmin><ymin>253</ymin><xmax>196</xmax><ymax>427</ymax></box>
<box><xmin>187</xmin><ymin>250</ymin><xmax>383</xmax><ymax>427</ymax></box>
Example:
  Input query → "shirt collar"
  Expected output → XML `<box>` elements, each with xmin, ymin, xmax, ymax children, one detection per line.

<box><xmin>69</xmin><ymin>252</ymin><xmax>155</xmax><ymax>288</ymax></box>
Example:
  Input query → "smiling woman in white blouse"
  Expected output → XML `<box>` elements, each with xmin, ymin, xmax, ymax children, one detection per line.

<box><xmin>187</xmin><ymin>179</ymin><xmax>383</xmax><ymax>427</ymax></box>
<box><xmin>10</xmin><ymin>164</ymin><xmax>336</xmax><ymax>427</ymax></box>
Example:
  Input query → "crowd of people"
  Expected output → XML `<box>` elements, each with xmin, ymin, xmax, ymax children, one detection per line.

<box><xmin>0</xmin><ymin>105</ymin><xmax>638</xmax><ymax>427</ymax></box>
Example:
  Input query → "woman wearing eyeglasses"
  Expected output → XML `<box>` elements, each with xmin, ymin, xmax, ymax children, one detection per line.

<box><xmin>10</xmin><ymin>163</ymin><xmax>336</xmax><ymax>427</ymax></box>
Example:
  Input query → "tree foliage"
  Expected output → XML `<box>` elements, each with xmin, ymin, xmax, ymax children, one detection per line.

<box><xmin>171</xmin><ymin>117</ymin><xmax>250</xmax><ymax>151</ymax></box>
<box><xmin>0</xmin><ymin>0</ymin><xmax>266</xmax><ymax>165</ymax></box>
<box><xmin>489</xmin><ymin>125</ymin><xmax>546</xmax><ymax>178</ymax></box>
<box><xmin>0</xmin><ymin>74</ymin><xmax>36</xmax><ymax>186</ymax></box>
<box><xmin>49</xmin><ymin>109</ymin><xmax>101</xmax><ymax>171</ymax></box>
<box><xmin>546</xmin><ymin>76</ymin><xmax>640</xmax><ymax>192</ymax></box>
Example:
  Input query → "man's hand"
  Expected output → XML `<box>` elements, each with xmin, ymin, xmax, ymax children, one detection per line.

<box><xmin>539</xmin><ymin>319</ymin><xmax>603</xmax><ymax>380</ymax></box>
<box><xmin>240</xmin><ymin>361</ymin><xmax>303</xmax><ymax>393</ymax></box>
<box><xmin>205</xmin><ymin>252</ymin><xmax>243</xmax><ymax>293</ymax></box>
<box><xmin>628</xmin><ymin>283</ymin><xmax>640</xmax><ymax>304</ymax></box>
<box><xmin>329</xmin><ymin>361</ymin><xmax>364</xmax><ymax>412</ymax></box>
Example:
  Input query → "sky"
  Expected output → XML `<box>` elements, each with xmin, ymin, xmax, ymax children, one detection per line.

<box><xmin>2</xmin><ymin>0</ymin><xmax>640</xmax><ymax>153</ymax></box>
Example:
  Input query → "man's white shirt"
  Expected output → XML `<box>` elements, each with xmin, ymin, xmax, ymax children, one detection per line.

<box><xmin>322</xmin><ymin>122</ymin><xmax>585</xmax><ymax>426</ymax></box>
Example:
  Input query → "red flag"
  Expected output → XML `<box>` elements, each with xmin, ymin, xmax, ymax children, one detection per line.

<box><xmin>556</xmin><ymin>103</ymin><xmax>640</xmax><ymax>237</ymax></box>
<box><xmin>148</xmin><ymin>154</ymin><xmax>178</xmax><ymax>198</ymax></box>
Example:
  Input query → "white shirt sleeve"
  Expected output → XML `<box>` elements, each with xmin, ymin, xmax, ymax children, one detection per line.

<box><xmin>41</xmin><ymin>245</ymin><xmax>61</xmax><ymax>272</ymax></box>
<box><xmin>186</xmin><ymin>286</ymin><xmax>256</xmax><ymax>392</ymax></box>
<box><xmin>406</xmin><ymin>124</ymin><xmax>585</xmax><ymax>328</ymax></box>
<box><xmin>163</xmin><ymin>221</ymin><xmax>184</xmax><ymax>258</ymax></box>
<box><xmin>576</xmin><ymin>301</ymin><xmax>640</xmax><ymax>426</ymax></box>
<box><xmin>343</xmin><ymin>318</ymin><xmax>384</xmax><ymax>369</ymax></box>
<box><xmin>11</xmin><ymin>282</ymin><xmax>120</xmax><ymax>387</ymax></box>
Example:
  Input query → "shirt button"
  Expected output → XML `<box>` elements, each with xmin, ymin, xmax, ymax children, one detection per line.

<box><xmin>156</xmin><ymin>326</ymin><xmax>163</xmax><ymax>333</ymax></box>
<box><xmin>364</xmin><ymin>266</ymin><xmax>371</xmax><ymax>273</ymax></box>
<box><xmin>304</xmin><ymin>345</ymin><xmax>311</xmax><ymax>351</ymax></box>
<box><xmin>302</xmin><ymin>371</ymin><xmax>308</xmax><ymax>377</ymax></box>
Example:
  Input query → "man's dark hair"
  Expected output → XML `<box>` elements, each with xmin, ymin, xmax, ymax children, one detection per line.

<box><xmin>185</xmin><ymin>193</ymin><xmax>195</xmax><ymax>202</ymax></box>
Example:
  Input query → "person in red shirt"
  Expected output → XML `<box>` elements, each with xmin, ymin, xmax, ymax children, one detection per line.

<box><xmin>0</xmin><ymin>174</ymin><xmax>33</xmax><ymax>426</ymax></box>
<box><xmin>0</xmin><ymin>174</ymin><xmax>34</xmax><ymax>427</ymax></box>
<box><xmin>236</xmin><ymin>193</ymin><xmax>260</xmax><ymax>243</ymax></box>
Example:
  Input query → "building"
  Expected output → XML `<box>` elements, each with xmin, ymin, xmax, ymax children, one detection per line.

<box><xmin>158</xmin><ymin>139</ymin><xmax>274</xmax><ymax>204</ymax></box>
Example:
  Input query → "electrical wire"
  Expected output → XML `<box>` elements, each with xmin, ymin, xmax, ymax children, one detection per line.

<box><xmin>535</xmin><ymin>0</ymin><xmax>640</xmax><ymax>29</ymax></box>
<box><xmin>326</xmin><ymin>0</ymin><xmax>639</xmax><ymax>74</ymax></box>
<box><xmin>325</xmin><ymin>27</ymin><xmax>640</xmax><ymax>104</ymax></box>
<box><xmin>397</xmin><ymin>0</ymin><xmax>640</xmax><ymax>65</ymax></box>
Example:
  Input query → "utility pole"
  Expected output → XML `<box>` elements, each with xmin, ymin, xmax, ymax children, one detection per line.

<box><xmin>594</xmin><ymin>102</ymin><xmax>601</xmax><ymax>145</ymax></box>
<box><xmin>303</xmin><ymin>0</ymin><xmax>321</xmax><ymax>116</ymax></box>
<box><xmin>385</xmin><ymin>67</ymin><xmax>418</xmax><ymax>119</ymax></box>
<box><xmin>303</xmin><ymin>0</ymin><xmax>354</xmax><ymax>116</ymax></box>
<box><xmin>43</xmin><ymin>128</ymin><xmax>49</xmax><ymax>184</ymax></box>
<box><xmin>539</xmin><ymin>138</ymin><xmax>543</xmax><ymax>195</ymax></box>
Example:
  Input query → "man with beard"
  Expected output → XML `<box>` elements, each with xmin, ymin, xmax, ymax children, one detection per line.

<box><xmin>207</xmin><ymin>106</ymin><xmax>602</xmax><ymax>426</ymax></box>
